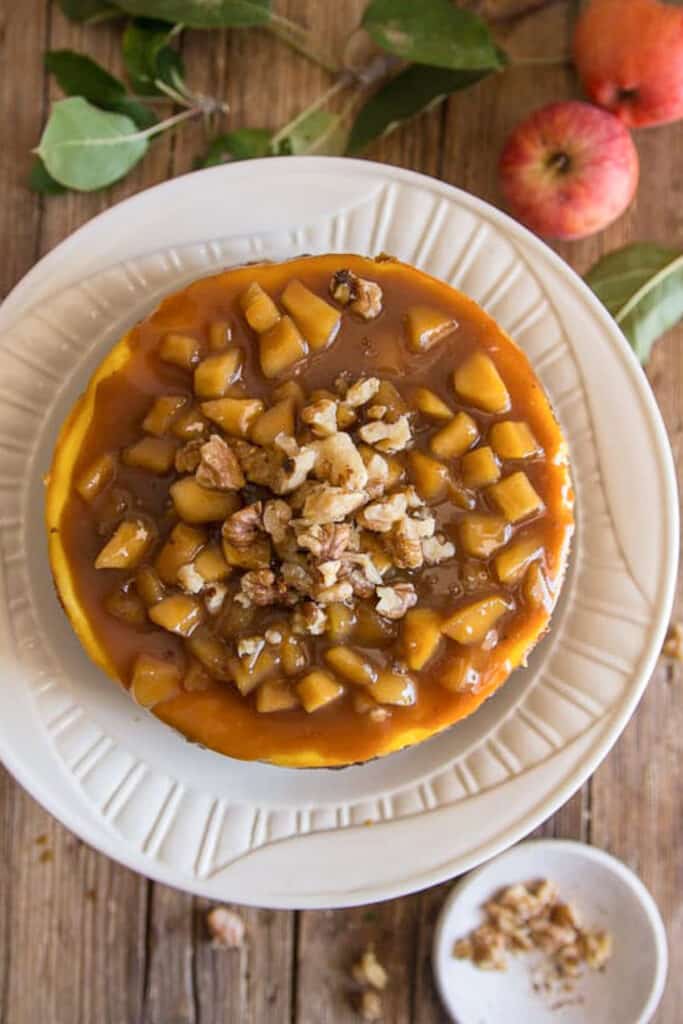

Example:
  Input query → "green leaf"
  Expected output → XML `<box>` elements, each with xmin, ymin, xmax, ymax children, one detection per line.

<box><xmin>348</xmin><ymin>64</ymin><xmax>490</xmax><ymax>154</ymax></box>
<box><xmin>56</xmin><ymin>0</ymin><xmax>118</xmax><ymax>22</ymax></box>
<box><xmin>277</xmin><ymin>110</ymin><xmax>347</xmax><ymax>156</ymax></box>
<box><xmin>122</xmin><ymin>18</ymin><xmax>185</xmax><ymax>94</ymax></box>
<box><xmin>45</xmin><ymin>50</ymin><xmax>156</xmax><ymax>128</ymax></box>
<box><xmin>362</xmin><ymin>0</ymin><xmax>505</xmax><ymax>71</ymax></box>
<box><xmin>36</xmin><ymin>96</ymin><xmax>148</xmax><ymax>191</ymax></box>
<box><xmin>196</xmin><ymin>128</ymin><xmax>272</xmax><ymax>167</ymax></box>
<box><xmin>28</xmin><ymin>157</ymin><xmax>67</xmax><ymax>195</ymax></box>
<box><xmin>112</xmin><ymin>0</ymin><xmax>272</xmax><ymax>28</ymax></box>
<box><xmin>585</xmin><ymin>243</ymin><xmax>683</xmax><ymax>363</ymax></box>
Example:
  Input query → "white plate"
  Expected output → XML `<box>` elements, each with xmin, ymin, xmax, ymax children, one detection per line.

<box><xmin>433</xmin><ymin>839</ymin><xmax>668</xmax><ymax>1024</ymax></box>
<box><xmin>0</xmin><ymin>158</ymin><xmax>677</xmax><ymax>908</ymax></box>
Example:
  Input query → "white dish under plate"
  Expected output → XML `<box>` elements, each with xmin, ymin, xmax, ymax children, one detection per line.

<box><xmin>0</xmin><ymin>158</ymin><xmax>677</xmax><ymax>908</ymax></box>
<box><xmin>432</xmin><ymin>839</ymin><xmax>668</xmax><ymax>1024</ymax></box>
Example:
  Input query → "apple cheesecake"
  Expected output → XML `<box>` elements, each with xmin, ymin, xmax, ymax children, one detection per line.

<box><xmin>46</xmin><ymin>254</ymin><xmax>574</xmax><ymax>767</ymax></box>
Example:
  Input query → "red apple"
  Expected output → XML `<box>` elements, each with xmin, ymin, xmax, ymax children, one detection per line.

<box><xmin>499</xmin><ymin>101</ymin><xmax>639</xmax><ymax>241</ymax></box>
<box><xmin>574</xmin><ymin>0</ymin><xmax>683</xmax><ymax>128</ymax></box>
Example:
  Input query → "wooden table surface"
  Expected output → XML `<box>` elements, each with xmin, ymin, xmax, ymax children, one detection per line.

<box><xmin>1</xmin><ymin>2</ymin><xmax>681</xmax><ymax>1022</ymax></box>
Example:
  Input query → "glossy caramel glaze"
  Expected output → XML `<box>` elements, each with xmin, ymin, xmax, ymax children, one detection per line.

<box><xmin>46</xmin><ymin>255</ymin><xmax>574</xmax><ymax>767</ymax></box>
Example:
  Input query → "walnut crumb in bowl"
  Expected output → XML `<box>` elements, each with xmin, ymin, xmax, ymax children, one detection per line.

<box><xmin>433</xmin><ymin>839</ymin><xmax>667</xmax><ymax>1024</ymax></box>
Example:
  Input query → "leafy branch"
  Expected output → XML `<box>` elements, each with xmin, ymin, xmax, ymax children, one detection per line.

<box><xmin>33</xmin><ymin>0</ymin><xmax>546</xmax><ymax>193</ymax></box>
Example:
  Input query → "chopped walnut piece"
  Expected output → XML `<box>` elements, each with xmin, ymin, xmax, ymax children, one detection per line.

<box><xmin>206</xmin><ymin>907</ymin><xmax>245</xmax><ymax>949</ymax></box>
<box><xmin>352</xmin><ymin>946</ymin><xmax>388</xmax><ymax>990</ymax></box>
<box><xmin>296</xmin><ymin>522</ymin><xmax>352</xmax><ymax>559</ymax></box>
<box><xmin>388</xmin><ymin>518</ymin><xmax>424</xmax><ymax>570</ymax></box>
<box><xmin>265</xmin><ymin>628</ymin><xmax>283</xmax><ymax>645</ymax></box>
<box><xmin>175</xmin><ymin>439</ymin><xmax>203</xmax><ymax>473</ymax></box>
<box><xmin>314</xmin><ymin>580</ymin><xmax>354</xmax><ymax>604</ymax></box>
<box><xmin>232</xmin><ymin>439</ymin><xmax>282</xmax><ymax>489</ymax></box>
<box><xmin>362</xmin><ymin>450</ymin><xmax>389</xmax><ymax>499</ymax></box>
<box><xmin>422</xmin><ymin>535</ymin><xmax>455</xmax><ymax>565</ymax></box>
<box><xmin>358</xmin><ymin>415</ymin><xmax>412</xmax><ymax>453</ymax></box>
<box><xmin>222</xmin><ymin>502</ymin><xmax>263</xmax><ymax>548</ymax></box>
<box><xmin>375</xmin><ymin>583</ymin><xmax>417</xmax><ymax>620</ymax></box>
<box><xmin>357</xmin><ymin>990</ymin><xmax>382</xmax><ymax>1022</ymax></box>
<box><xmin>301</xmin><ymin>398</ymin><xmax>338</xmax><ymax>437</ymax></box>
<box><xmin>330</xmin><ymin>270</ymin><xmax>383</xmax><ymax>320</ymax></box>
<box><xmin>273</xmin><ymin>440</ymin><xmax>317</xmax><ymax>494</ymax></box>
<box><xmin>316</xmin><ymin>559</ymin><xmax>342</xmax><ymax>588</ymax></box>
<box><xmin>281</xmin><ymin>561</ymin><xmax>314</xmax><ymax>593</ymax></box>
<box><xmin>204</xmin><ymin>582</ymin><xmax>227</xmax><ymax>615</ymax></box>
<box><xmin>292</xmin><ymin>601</ymin><xmax>328</xmax><ymax>635</ymax></box>
<box><xmin>345</xmin><ymin>376</ymin><xmax>381</xmax><ymax>408</ymax></box>
<box><xmin>177</xmin><ymin>562</ymin><xmax>205</xmax><ymax>594</ymax></box>
<box><xmin>239</xmin><ymin>569</ymin><xmax>280</xmax><ymax>606</ymax></box>
<box><xmin>301</xmin><ymin>484</ymin><xmax>368</xmax><ymax>525</ymax></box>
<box><xmin>196</xmin><ymin>434</ymin><xmax>245</xmax><ymax>490</ymax></box>
<box><xmin>312</xmin><ymin>433</ymin><xmax>368</xmax><ymax>491</ymax></box>
<box><xmin>663</xmin><ymin>621</ymin><xmax>683</xmax><ymax>660</ymax></box>
<box><xmin>237</xmin><ymin>635</ymin><xmax>265</xmax><ymax>666</ymax></box>
<box><xmin>342</xmin><ymin>551</ymin><xmax>384</xmax><ymax>587</ymax></box>
<box><xmin>262</xmin><ymin>499</ymin><xmax>292</xmax><ymax>543</ymax></box>
<box><xmin>453</xmin><ymin>878</ymin><xmax>613</xmax><ymax>982</ymax></box>
<box><xmin>357</xmin><ymin>493</ymin><xmax>408</xmax><ymax>533</ymax></box>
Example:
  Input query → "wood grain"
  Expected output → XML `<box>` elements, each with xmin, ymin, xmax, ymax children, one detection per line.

<box><xmin>0</xmin><ymin>1</ymin><xmax>681</xmax><ymax>1021</ymax></box>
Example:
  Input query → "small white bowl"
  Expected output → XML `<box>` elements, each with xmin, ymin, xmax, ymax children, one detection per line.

<box><xmin>433</xmin><ymin>839</ymin><xmax>667</xmax><ymax>1024</ymax></box>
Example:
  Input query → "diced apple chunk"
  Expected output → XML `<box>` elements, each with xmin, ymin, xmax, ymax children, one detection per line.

<box><xmin>373</xmin><ymin>670</ymin><xmax>417</xmax><ymax>706</ymax></box>
<box><xmin>353</xmin><ymin>603</ymin><xmax>397</xmax><ymax>647</ymax></box>
<box><xmin>523</xmin><ymin>561</ymin><xmax>553</xmax><ymax>610</ymax></box>
<box><xmin>123</xmin><ymin>436</ymin><xmax>177</xmax><ymax>474</ymax></box>
<box><xmin>105</xmin><ymin>586</ymin><xmax>147</xmax><ymax>625</ymax></box>
<box><xmin>490</xmin><ymin>420</ymin><xmax>540</xmax><ymax>460</ymax></box>
<box><xmin>256</xmin><ymin>679</ymin><xmax>300</xmax><ymax>712</ymax></box>
<box><xmin>159</xmin><ymin>332</ymin><xmax>202</xmax><ymax>370</ymax></box>
<box><xmin>326</xmin><ymin>603</ymin><xmax>356</xmax><ymax>642</ymax></box>
<box><xmin>201</xmin><ymin>397</ymin><xmax>264</xmax><ymax>437</ymax></box>
<box><xmin>249</xmin><ymin>398</ymin><xmax>296</xmax><ymax>446</ymax></box>
<box><xmin>488</xmin><ymin>472</ymin><xmax>544</xmax><ymax>523</ymax></box>
<box><xmin>155</xmin><ymin>523</ymin><xmax>206</xmax><ymax>584</ymax></box>
<box><xmin>408</xmin><ymin>450</ymin><xmax>450</xmax><ymax>500</ymax></box>
<box><xmin>186</xmin><ymin>626</ymin><xmax>232</xmax><ymax>680</ymax></box>
<box><xmin>208</xmin><ymin>320</ymin><xmax>231</xmax><ymax>351</ymax></box>
<box><xmin>273</xmin><ymin>379</ymin><xmax>306</xmax><ymax>408</ymax></box>
<box><xmin>170</xmin><ymin>477</ymin><xmax>240</xmax><ymax>523</ymax></box>
<box><xmin>453</xmin><ymin>351</ymin><xmax>510</xmax><ymax>413</ymax></box>
<box><xmin>193</xmin><ymin>349</ymin><xmax>242</xmax><ymax>399</ymax></box>
<box><xmin>193</xmin><ymin>543</ymin><xmax>231</xmax><ymax>582</ymax></box>
<box><xmin>404</xmin><ymin>305</ymin><xmax>457</xmax><ymax>352</ymax></box>
<box><xmin>461</xmin><ymin>445</ymin><xmax>500</xmax><ymax>488</ymax></box>
<box><xmin>412</xmin><ymin>386</ymin><xmax>453</xmax><ymax>420</ymax></box>
<box><xmin>95</xmin><ymin>518</ymin><xmax>154</xmax><ymax>570</ymax></box>
<box><xmin>171</xmin><ymin>405</ymin><xmax>209</xmax><ymax>440</ymax></box>
<box><xmin>441</xmin><ymin>595</ymin><xmax>510</xmax><ymax>645</ymax></box>
<box><xmin>297</xmin><ymin>670</ymin><xmax>344</xmax><ymax>712</ymax></box>
<box><xmin>438</xmin><ymin>654</ymin><xmax>480</xmax><ymax>693</ymax></box>
<box><xmin>259</xmin><ymin>315</ymin><xmax>307</xmax><ymax>378</ymax></box>
<box><xmin>135</xmin><ymin>565</ymin><xmax>165</xmax><ymax>605</ymax></box>
<box><xmin>142</xmin><ymin>395</ymin><xmax>188</xmax><ymax>437</ymax></box>
<box><xmin>131</xmin><ymin>654</ymin><xmax>181</xmax><ymax>707</ymax></box>
<box><xmin>325</xmin><ymin>646</ymin><xmax>377</xmax><ymax>686</ymax></box>
<box><xmin>281</xmin><ymin>279</ymin><xmax>341</xmax><ymax>351</ymax></box>
<box><xmin>148</xmin><ymin>594</ymin><xmax>204</xmax><ymax>636</ymax></box>
<box><xmin>280</xmin><ymin>633</ymin><xmax>309</xmax><ymax>676</ymax></box>
<box><xmin>240</xmin><ymin>281</ymin><xmax>281</xmax><ymax>333</ymax></box>
<box><xmin>76</xmin><ymin>451</ymin><xmax>116</xmax><ymax>502</ymax></box>
<box><xmin>375</xmin><ymin>380</ymin><xmax>407</xmax><ymax>416</ymax></box>
<box><xmin>430</xmin><ymin>412</ymin><xmax>479</xmax><ymax>459</ymax></box>
<box><xmin>459</xmin><ymin>514</ymin><xmax>511</xmax><ymax>558</ymax></box>
<box><xmin>494</xmin><ymin>532</ymin><xmax>545</xmax><ymax>584</ymax></box>
<box><xmin>183</xmin><ymin>659</ymin><xmax>213</xmax><ymax>692</ymax></box>
<box><xmin>229</xmin><ymin>648</ymin><xmax>277</xmax><ymax>696</ymax></box>
<box><xmin>400</xmin><ymin>608</ymin><xmax>443</xmax><ymax>670</ymax></box>
<box><xmin>221</xmin><ymin>535</ymin><xmax>272</xmax><ymax>570</ymax></box>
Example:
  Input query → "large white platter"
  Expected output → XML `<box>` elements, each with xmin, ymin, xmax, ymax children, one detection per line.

<box><xmin>0</xmin><ymin>158</ymin><xmax>677</xmax><ymax>909</ymax></box>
